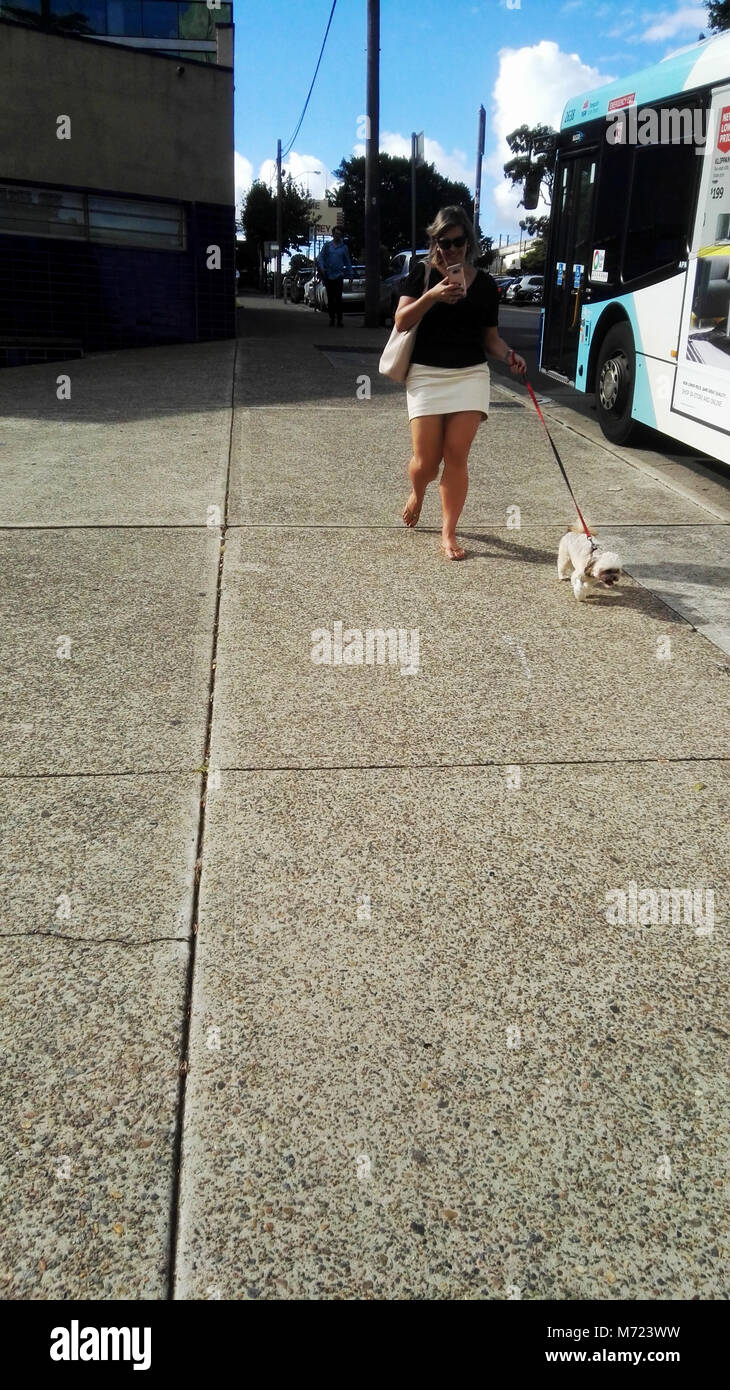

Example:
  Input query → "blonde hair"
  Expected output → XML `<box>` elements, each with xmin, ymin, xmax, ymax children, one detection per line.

<box><xmin>425</xmin><ymin>205</ymin><xmax>478</xmax><ymax>266</ymax></box>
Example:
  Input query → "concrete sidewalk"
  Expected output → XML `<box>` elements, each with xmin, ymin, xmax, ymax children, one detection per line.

<box><xmin>0</xmin><ymin>297</ymin><xmax>728</xmax><ymax>1301</ymax></box>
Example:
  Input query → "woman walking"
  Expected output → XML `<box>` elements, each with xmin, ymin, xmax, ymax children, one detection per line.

<box><xmin>396</xmin><ymin>206</ymin><xmax>527</xmax><ymax>559</ymax></box>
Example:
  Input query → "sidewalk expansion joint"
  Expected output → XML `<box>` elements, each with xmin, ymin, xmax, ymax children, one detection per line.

<box><xmin>1</xmin><ymin>932</ymin><xmax>187</xmax><ymax>945</ymax></box>
<box><xmin>212</xmin><ymin>754</ymin><xmax>728</xmax><ymax>773</ymax></box>
<box><xmin>165</xmin><ymin>339</ymin><xmax>238</xmax><ymax>1301</ymax></box>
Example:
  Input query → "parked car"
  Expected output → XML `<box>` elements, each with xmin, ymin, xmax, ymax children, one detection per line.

<box><xmin>495</xmin><ymin>275</ymin><xmax>521</xmax><ymax>302</ymax></box>
<box><xmin>507</xmin><ymin>274</ymin><xmax>544</xmax><ymax>304</ymax></box>
<box><xmin>292</xmin><ymin>268</ymin><xmax>315</xmax><ymax>303</ymax></box>
<box><xmin>314</xmin><ymin>265</ymin><xmax>368</xmax><ymax>313</ymax></box>
<box><xmin>381</xmin><ymin>249</ymin><xmax>430</xmax><ymax>324</ymax></box>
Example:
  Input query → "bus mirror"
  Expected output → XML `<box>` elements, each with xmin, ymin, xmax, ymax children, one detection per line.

<box><xmin>523</xmin><ymin>167</ymin><xmax>542</xmax><ymax>211</ymax></box>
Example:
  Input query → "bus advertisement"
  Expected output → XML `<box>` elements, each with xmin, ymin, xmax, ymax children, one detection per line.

<box><xmin>540</xmin><ymin>32</ymin><xmax>730</xmax><ymax>467</ymax></box>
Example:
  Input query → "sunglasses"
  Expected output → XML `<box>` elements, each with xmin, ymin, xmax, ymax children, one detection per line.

<box><xmin>437</xmin><ymin>235</ymin><xmax>467</xmax><ymax>250</ymax></box>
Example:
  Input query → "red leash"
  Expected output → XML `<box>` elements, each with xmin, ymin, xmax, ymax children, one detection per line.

<box><xmin>520</xmin><ymin>372</ymin><xmax>593</xmax><ymax>539</ymax></box>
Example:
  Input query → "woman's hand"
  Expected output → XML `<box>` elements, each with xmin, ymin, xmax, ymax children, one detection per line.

<box><xmin>509</xmin><ymin>351</ymin><xmax>527</xmax><ymax>376</ymax></box>
<box><xmin>429</xmin><ymin>275</ymin><xmax>465</xmax><ymax>305</ymax></box>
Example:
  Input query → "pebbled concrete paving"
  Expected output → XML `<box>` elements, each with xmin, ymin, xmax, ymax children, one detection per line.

<box><xmin>1</xmin><ymin>291</ymin><xmax>728</xmax><ymax>1302</ymax></box>
<box><xmin>0</xmin><ymin>775</ymin><xmax>200</xmax><ymax>941</ymax></box>
<box><xmin>0</xmin><ymin>937</ymin><xmax>188</xmax><ymax>1300</ymax></box>
<box><xmin>175</xmin><ymin>764</ymin><xmax>728</xmax><ymax>1301</ymax></box>
<box><xmin>228</xmin><ymin>394</ymin><xmax>713</xmax><ymax>529</ymax></box>
<box><xmin>210</xmin><ymin>526</ymin><xmax>728</xmax><ymax>770</ymax></box>
<box><xmin>598</xmin><ymin>525</ymin><xmax>730</xmax><ymax>657</ymax></box>
<box><xmin>0</xmin><ymin>528</ymin><xmax>218</xmax><ymax>775</ymax></box>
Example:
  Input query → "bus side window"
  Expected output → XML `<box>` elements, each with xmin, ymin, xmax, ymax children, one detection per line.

<box><xmin>623</xmin><ymin>140</ymin><xmax>697</xmax><ymax>283</ymax></box>
<box><xmin>591</xmin><ymin>139</ymin><xmax>629</xmax><ymax>282</ymax></box>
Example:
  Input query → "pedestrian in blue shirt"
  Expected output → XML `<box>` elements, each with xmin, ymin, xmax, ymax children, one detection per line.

<box><xmin>317</xmin><ymin>227</ymin><xmax>353</xmax><ymax>327</ymax></box>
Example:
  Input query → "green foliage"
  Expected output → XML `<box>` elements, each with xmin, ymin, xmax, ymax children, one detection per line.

<box><xmin>706</xmin><ymin>0</ymin><xmax>730</xmax><ymax>30</ymax></box>
<box><xmin>521</xmin><ymin>238</ymin><xmax>546</xmax><ymax>272</ymax></box>
<box><xmin>328</xmin><ymin>153</ymin><xmax>475</xmax><ymax>259</ymax></box>
<box><xmin>504</xmin><ymin>124</ymin><xmax>559</xmax><ymax>210</ymax></box>
<box><xmin>241</xmin><ymin>176</ymin><xmax>315</xmax><ymax>258</ymax></box>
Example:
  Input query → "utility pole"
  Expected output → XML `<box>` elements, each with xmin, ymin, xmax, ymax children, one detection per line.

<box><xmin>411</xmin><ymin>132</ymin><xmax>417</xmax><ymax>257</ymax></box>
<box><xmin>275</xmin><ymin>138</ymin><xmax>283</xmax><ymax>299</ymax></box>
<box><xmin>410</xmin><ymin>131</ymin><xmax>423</xmax><ymax>257</ymax></box>
<box><xmin>473</xmin><ymin>104</ymin><xmax>485</xmax><ymax>239</ymax></box>
<box><xmin>364</xmin><ymin>0</ymin><xmax>380</xmax><ymax>327</ymax></box>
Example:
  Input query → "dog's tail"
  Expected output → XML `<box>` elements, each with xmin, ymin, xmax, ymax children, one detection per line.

<box><xmin>569</xmin><ymin>520</ymin><xmax>597</xmax><ymax>536</ymax></box>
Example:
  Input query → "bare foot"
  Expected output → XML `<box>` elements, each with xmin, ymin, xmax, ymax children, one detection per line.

<box><xmin>402</xmin><ymin>491</ymin><xmax>422</xmax><ymax>527</ymax></box>
<box><xmin>440</xmin><ymin>536</ymin><xmax>466</xmax><ymax>560</ymax></box>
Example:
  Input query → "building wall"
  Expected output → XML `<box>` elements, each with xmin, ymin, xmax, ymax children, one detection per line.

<box><xmin>0</xmin><ymin>21</ymin><xmax>235</xmax><ymax>362</ymax></box>
<box><xmin>0</xmin><ymin>22</ymin><xmax>233</xmax><ymax>205</ymax></box>
<box><xmin>0</xmin><ymin>201</ymin><xmax>235</xmax><ymax>357</ymax></box>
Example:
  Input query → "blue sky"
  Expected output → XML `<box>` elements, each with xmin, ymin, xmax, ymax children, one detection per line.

<box><xmin>233</xmin><ymin>0</ymin><xmax>714</xmax><ymax>240</ymax></box>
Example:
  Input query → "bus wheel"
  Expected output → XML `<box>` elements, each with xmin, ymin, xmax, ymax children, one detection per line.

<box><xmin>596</xmin><ymin>323</ymin><xmax>638</xmax><ymax>444</ymax></box>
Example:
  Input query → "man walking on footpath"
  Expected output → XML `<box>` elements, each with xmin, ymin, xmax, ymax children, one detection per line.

<box><xmin>317</xmin><ymin>227</ymin><xmax>353</xmax><ymax>327</ymax></box>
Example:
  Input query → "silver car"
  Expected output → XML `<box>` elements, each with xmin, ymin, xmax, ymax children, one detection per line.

<box><xmin>381</xmin><ymin>249</ymin><xmax>430</xmax><ymax>324</ymax></box>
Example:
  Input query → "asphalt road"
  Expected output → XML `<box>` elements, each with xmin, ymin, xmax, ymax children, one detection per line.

<box><xmin>493</xmin><ymin>305</ymin><xmax>724</xmax><ymax>470</ymax></box>
<box><xmin>491</xmin><ymin>304</ymin><xmax>596</xmax><ymax>419</ymax></box>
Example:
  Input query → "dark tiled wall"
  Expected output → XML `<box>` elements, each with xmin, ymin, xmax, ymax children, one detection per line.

<box><xmin>0</xmin><ymin>199</ymin><xmax>235</xmax><ymax>364</ymax></box>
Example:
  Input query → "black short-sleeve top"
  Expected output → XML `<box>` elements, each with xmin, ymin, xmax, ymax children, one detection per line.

<box><xmin>400</xmin><ymin>259</ymin><xmax>499</xmax><ymax>368</ymax></box>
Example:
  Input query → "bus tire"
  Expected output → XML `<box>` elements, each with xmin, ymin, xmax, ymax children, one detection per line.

<box><xmin>595</xmin><ymin>323</ymin><xmax>638</xmax><ymax>445</ymax></box>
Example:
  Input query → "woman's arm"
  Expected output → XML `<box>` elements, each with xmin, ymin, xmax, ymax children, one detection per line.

<box><xmin>483</xmin><ymin>325</ymin><xmax>527</xmax><ymax>375</ymax></box>
<box><xmin>395</xmin><ymin>271</ymin><xmax>462</xmax><ymax>332</ymax></box>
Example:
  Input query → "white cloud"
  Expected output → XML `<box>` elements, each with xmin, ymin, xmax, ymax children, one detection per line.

<box><xmin>234</xmin><ymin>152</ymin><xmax>254</xmax><ymax>211</ymax></box>
<box><xmin>236</xmin><ymin>152</ymin><xmax>335</xmax><ymax>212</ymax></box>
<box><xmin>488</xmin><ymin>41</ymin><xmax>615</xmax><ymax>233</ymax></box>
<box><xmin>640</xmin><ymin>5</ymin><xmax>706</xmax><ymax>42</ymax></box>
<box><xmin>352</xmin><ymin>131</ymin><xmax>472</xmax><ymax>187</ymax></box>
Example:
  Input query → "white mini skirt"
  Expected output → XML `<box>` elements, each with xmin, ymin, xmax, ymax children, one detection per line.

<box><xmin>405</xmin><ymin>360</ymin><xmax>491</xmax><ymax>424</ymax></box>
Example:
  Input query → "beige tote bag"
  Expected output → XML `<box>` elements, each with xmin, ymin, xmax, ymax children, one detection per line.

<box><xmin>378</xmin><ymin>259</ymin><xmax>431</xmax><ymax>383</ymax></box>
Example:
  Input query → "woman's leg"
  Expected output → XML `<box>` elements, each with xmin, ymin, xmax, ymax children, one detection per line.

<box><xmin>403</xmin><ymin>415</ymin><xmax>445</xmax><ymax>526</ymax></box>
<box><xmin>439</xmin><ymin>411</ymin><xmax>483</xmax><ymax>559</ymax></box>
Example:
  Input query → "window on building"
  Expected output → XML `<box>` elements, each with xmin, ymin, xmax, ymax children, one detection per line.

<box><xmin>88</xmin><ymin>194</ymin><xmax>186</xmax><ymax>249</ymax></box>
<box><xmin>0</xmin><ymin>2</ymin><xmax>44</xmax><ymax>19</ymax></box>
<box><xmin>0</xmin><ymin>185</ymin><xmax>86</xmax><ymax>237</ymax></box>
<box><xmin>141</xmin><ymin>0</ymin><xmax>177</xmax><ymax>37</ymax></box>
<box><xmin>48</xmin><ymin>0</ymin><xmax>108</xmax><ymax>33</ymax></box>
<box><xmin>106</xmin><ymin>0</ymin><xmax>142</xmax><ymax>33</ymax></box>
<box><xmin>623</xmin><ymin>131</ymin><xmax>699</xmax><ymax>283</ymax></box>
<box><xmin>178</xmin><ymin>1</ymin><xmax>231</xmax><ymax>38</ymax></box>
<box><xmin>178</xmin><ymin>0</ymin><xmax>213</xmax><ymax>39</ymax></box>
<box><xmin>0</xmin><ymin>183</ymin><xmax>186</xmax><ymax>250</ymax></box>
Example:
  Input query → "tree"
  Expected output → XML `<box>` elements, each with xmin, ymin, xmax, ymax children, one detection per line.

<box><xmin>328</xmin><ymin>153</ymin><xmax>474</xmax><ymax>259</ymax></box>
<box><xmin>706</xmin><ymin>1</ymin><xmax>730</xmax><ymax>29</ymax></box>
<box><xmin>241</xmin><ymin>176</ymin><xmax>315</xmax><ymax>283</ymax></box>
<box><xmin>521</xmin><ymin>239</ymin><xmax>546</xmax><ymax>272</ymax></box>
<box><xmin>503</xmin><ymin>124</ymin><xmax>558</xmax><ymax>211</ymax></box>
<box><xmin>474</xmin><ymin>234</ymin><xmax>495</xmax><ymax>267</ymax></box>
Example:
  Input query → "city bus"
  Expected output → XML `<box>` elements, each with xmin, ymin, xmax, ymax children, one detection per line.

<box><xmin>540</xmin><ymin>31</ymin><xmax>730</xmax><ymax>467</ymax></box>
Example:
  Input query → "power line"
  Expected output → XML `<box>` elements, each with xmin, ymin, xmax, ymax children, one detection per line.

<box><xmin>281</xmin><ymin>0</ymin><xmax>338</xmax><ymax>159</ymax></box>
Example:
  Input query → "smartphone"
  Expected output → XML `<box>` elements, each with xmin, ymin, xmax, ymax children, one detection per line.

<box><xmin>446</xmin><ymin>263</ymin><xmax>466</xmax><ymax>292</ymax></box>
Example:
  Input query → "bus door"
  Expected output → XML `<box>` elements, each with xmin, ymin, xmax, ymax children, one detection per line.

<box><xmin>542</xmin><ymin>150</ymin><xmax>598</xmax><ymax>382</ymax></box>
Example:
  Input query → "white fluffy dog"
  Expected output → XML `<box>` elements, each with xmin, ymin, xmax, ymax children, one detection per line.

<box><xmin>557</xmin><ymin>523</ymin><xmax>622</xmax><ymax>602</ymax></box>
